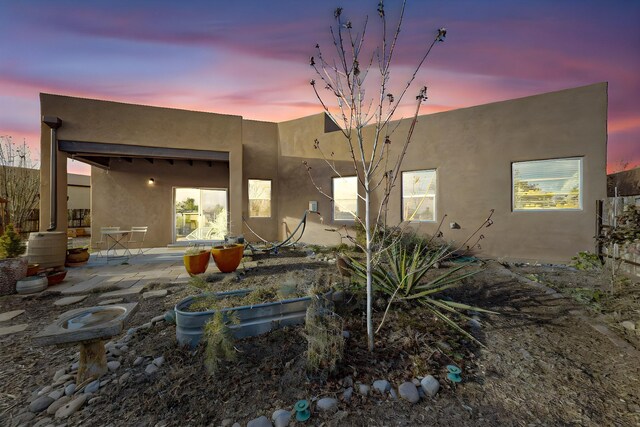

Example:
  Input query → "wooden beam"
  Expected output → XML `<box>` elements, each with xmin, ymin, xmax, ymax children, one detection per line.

<box><xmin>145</xmin><ymin>158</ymin><xmax>154</xmax><ymax>164</ymax></box>
<box><xmin>58</xmin><ymin>140</ymin><xmax>229</xmax><ymax>162</ymax></box>
<box><xmin>123</xmin><ymin>157</ymin><xmax>133</xmax><ymax>163</ymax></box>
<box><xmin>166</xmin><ymin>159</ymin><xmax>174</xmax><ymax>165</ymax></box>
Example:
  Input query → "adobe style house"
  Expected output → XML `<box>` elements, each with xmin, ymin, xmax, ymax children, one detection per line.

<box><xmin>39</xmin><ymin>83</ymin><xmax>607</xmax><ymax>263</ymax></box>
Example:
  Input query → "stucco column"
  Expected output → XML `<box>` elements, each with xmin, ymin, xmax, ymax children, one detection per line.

<box><xmin>228</xmin><ymin>147</ymin><xmax>243</xmax><ymax>236</ymax></box>
<box><xmin>39</xmin><ymin>123</ymin><xmax>68</xmax><ymax>233</ymax></box>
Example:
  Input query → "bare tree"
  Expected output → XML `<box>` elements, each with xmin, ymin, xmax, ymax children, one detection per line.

<box><xmin>306</xmin><ymin>1</ymin><xmax>446</xmax><ymax>351</ymax></box>
<box><xmin>0</xmin><ymin>136</ymin><xmax>40</xmax><ymax>231</ymax></box>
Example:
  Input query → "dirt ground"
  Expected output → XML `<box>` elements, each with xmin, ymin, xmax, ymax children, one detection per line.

<box><xmin>1</xmin><ymin>249</ymin><xmax>639</xmax><ymax>426</ymax></box>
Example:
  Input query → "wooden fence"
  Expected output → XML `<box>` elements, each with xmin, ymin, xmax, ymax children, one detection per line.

<box><xmin>600</xmin><ymin>196</ymin><xmax>640</xmax><ymax>277</ymax></box>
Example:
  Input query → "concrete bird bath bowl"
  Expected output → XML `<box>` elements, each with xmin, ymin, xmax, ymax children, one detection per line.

<box><xmin>34</xmin><ymin>303</ymin><xmax>138</xmax><ymax>382</ymax></box>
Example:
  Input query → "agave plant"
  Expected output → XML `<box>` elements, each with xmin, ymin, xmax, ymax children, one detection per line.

<box><xmin>349</xmin><ymin>241</ymin><xmax>495</xmax><ymax>345</ymax></box>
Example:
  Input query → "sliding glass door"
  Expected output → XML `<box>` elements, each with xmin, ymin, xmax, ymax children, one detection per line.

<box><xmin>174</xmin><ymin>188</ymin><xmax>227</xmax><ymax>242</ymax></box>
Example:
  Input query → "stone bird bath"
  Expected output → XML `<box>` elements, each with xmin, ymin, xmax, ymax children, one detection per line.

<box><xmin>34</xmin><ymin>303</ymin><xmax>138</xmax><ymax>382</ymax></box>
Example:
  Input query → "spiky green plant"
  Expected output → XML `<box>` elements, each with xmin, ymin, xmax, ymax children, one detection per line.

<box><xmin>0</xmin><ymin>224</ymin><xmax>25</xmax><ymax>259</ymax></box>
<box><xmin>203</xmin><ymin>310</ymin><xmax>238</xmax><ymax>375</ymax></box>
<box><xmin>350</xmin><ymin>241</ymin><xmax>495</xmax><ymax>345</ymax></box>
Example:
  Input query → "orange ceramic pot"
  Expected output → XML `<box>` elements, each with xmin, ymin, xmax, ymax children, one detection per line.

<box><xmin>211</xmin><ymin>244</ymin><xmax>244</xmax><ymax>273</ymax></box>
<box><xmin>47</xmin><ymin>270</ymin><xmax>67</xmax><ymax>286</ymax></box>
<box><xmin>183</xmin><ymin>250</ymin><xmax>211</xmax><ymax>277</ymax></box>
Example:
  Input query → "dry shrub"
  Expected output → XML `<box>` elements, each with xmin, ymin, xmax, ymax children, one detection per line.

<box><xmin>203</xmin><ymin>310</ymin><xmax>238</xmax><ymax>376</ymax></box>
<box><xmin>304</xmin><ymin>296</ymin><xmax>344</xmax><ymax>377</ymax></box>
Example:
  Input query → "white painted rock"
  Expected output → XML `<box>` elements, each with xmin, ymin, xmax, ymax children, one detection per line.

<box><xmin>317</xmin><ymin>397</ymin><xmax>338</xmax><ymax>412</ymax></box>
<box><xmin>55</xmin><ymin>394</ymin><xmax>88</xmax><ymax>419</ymax></box>
<box><xmin>420</xmin><ymin>375</ymin><xmax>440</xmax><ymax>397</ymax></box>
<box><xmin>399</xmin><ymin>382</ymin><xmax>420</xmax><ymax>403</ymax></box>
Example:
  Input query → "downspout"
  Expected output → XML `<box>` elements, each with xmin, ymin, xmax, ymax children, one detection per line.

<box><xmin>42</xmin><ymin>116</ymin><xmax>62</xmax><ymax>231</ymax></box>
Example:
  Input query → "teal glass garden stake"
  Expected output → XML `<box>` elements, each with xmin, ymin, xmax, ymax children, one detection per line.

<box><xmin>447</xmin><ymin>364</ymin><xmax>462</xmax><ymax>383</ymax></box>
<box><xmin>294</xmin><ymin>399</ymin><xmax>311</xmax><ymax>422</ymax></box>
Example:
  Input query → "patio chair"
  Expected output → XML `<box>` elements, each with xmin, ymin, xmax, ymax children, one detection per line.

<box><xmin>92</xmin><ymin>226</ymin><xmax>120</xmax><ymax>257</ymax></box>
<box><xmin>127</xmin><ymin>226</ymin><xmax>148</xmax><ymax>255</ymax></box>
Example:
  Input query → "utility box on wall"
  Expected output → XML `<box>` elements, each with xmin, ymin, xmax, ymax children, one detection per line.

<box><xmin>309</xmin><ymin>201</ymin><xmax>318</xmax><ymax>212</ymax></box>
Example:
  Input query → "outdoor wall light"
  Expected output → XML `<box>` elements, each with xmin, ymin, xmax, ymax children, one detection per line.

<box><xmin>148</xmin><ymin>178</ymin><xmax>155</xmax><ymax>185</ymax></box>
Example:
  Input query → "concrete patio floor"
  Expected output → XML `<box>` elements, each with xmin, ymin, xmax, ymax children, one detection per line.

<box><xmin>53</xmin><ymin>247</ymin><xmax>195</xmax><ymax>297</ymax></box>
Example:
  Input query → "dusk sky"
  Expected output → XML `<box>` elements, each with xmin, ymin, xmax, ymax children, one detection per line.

<box><xmin>1</xmin><ymin>0</ymin><xmax>638</xmax><ymax>175</ymax></box>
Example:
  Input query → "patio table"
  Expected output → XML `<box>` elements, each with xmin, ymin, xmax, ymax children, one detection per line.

<box><xmin>103</xmin><ymin>230</ymin><xmax>133</xmax><ymax>261</ymax></box>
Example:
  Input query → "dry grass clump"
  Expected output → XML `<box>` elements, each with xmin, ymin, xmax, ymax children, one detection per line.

<box><xmin>304</xmin><ymin>296</ymin><xmax>344</xmax><ymax>377</ymax></box>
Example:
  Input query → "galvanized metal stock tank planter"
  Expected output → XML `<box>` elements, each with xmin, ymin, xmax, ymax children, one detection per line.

<box><xmin>174</xmin><ymin>289</ymin><xmax>315</xmax><ymax>348</ymax></box>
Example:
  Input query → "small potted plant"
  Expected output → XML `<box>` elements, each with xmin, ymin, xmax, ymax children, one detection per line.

<box><xmin>0</xmin><ymin>224</ymin><xmax>28</xmax><ymax>295</ymax></box>
<box><xmin>183</xmin><ymin>246</ymin><xmax>211</xmax><ymax>277</ymax></box>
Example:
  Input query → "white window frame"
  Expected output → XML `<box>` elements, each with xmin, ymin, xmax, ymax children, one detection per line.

<box><xmin>332</xmin><ymin>176</ymin><xmax>358</xmax><ymax>221</ymax></box>
<box><xmin>248</xmin><ymin>179</ymin><xmax>272</xmax><ymax>218</ymax></box>
<box><xmin>401</xmin><ymin>169</ymin><xmax>437</xmax><ymax>222</ymax></box>
<box><xmin>512</xmin><ymin>157</ymin><xmax>583</xmax><ymax>212</ymax></box>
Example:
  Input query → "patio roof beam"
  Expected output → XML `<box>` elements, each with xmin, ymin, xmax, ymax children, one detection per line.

<box><xmin>58</xmin><ymin>140</ymin><xmax>229</xmax><ymax>162</ymax></box>
<box><xmin>145</xmin><ymin>158</ymin><xmax>154</xmax><ymax>164</ymax></box>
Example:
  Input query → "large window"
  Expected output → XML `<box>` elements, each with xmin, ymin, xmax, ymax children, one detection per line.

<box><xmin>512</xmin><ymin>158</ymin><xmax>582</xmax><ymax>211</ymax></box>
<box><xmin>402</xmin><ymin>170</ymin><xmax>437</xmax><ymax>222</ymax></box>
<box><xmin>333</xmin><ymin>176</ymin><xmax>358</xmax><ymax>221</ymax></box>
<box><xmin>248</xmin><ymin>179</ymin><xmax>271</xmax><ymax>218</ymax></box>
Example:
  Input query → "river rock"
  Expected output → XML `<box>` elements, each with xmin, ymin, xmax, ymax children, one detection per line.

<box><xmin>29</xmin><ymin>396</ymin><xmax>55</xmax><ymax>413</ymax></box>
<box><xmin>221</xmin><ymin>419</ymin><xmax>234</xmax><ymax>427</ymax></box>
<box><xmin>48</xmin><ymin>388</ymin><xmax>64</xmax><ymax>401</ymax></box>
<box><xmin>37</xmin><ymin>386</ymin><xmax>53</xmax><ymax>396</ymax></box>
<box><xmin>342</xmin><ymin>376</ymin><xmax>353</xmax><ymax>388</ymax></box>
<box><xmin>399</xmin><ymin>382</ymin><xmax>420</xmax><ymax>403</ymax></box>
<box><xmin>317</xmin><ymin>397</ymin><xmax>338</xmax><ymax>412</ymax></box>
<box><xmin>153</xmin><ymin>356</ymin><xmax>165</xmax><ymax>367</ymax></box>
<box><xmin>247</xmin><ymin>415</ymin><xmax>272</xmax><ymax>427</ymax></box>
<box><xmin>119</xmin><ymin>372</ymin><xmax>131</xmax><ymax>384</ymax></box>
<box><xmin>10</xmin><ymin>411</ymin><xmax>35</xmax><ymax>425</ymax></box>
<box><xmin>272</xmin><ymin>409</ymin><xmax>291</xmax><ymax>427</ymax></box>
<box><xmin>373</xmin><ymin>379</ymin><xmax>391</xmax><ymax>394</ymax></box>
<box><xmin>47</xmin><ymin>396</ymin><xmax>71</xmax><ymax>415</ymax></box>
<box><xmin>342</xmin><ymin>387</ymin><xmax>353</xmax><ymax>402</ymax></box>
<box><xmin>55</xmin><ymin>394</ymin><xmax>88</xmax><ymax>419</ymax></box>
<box><xmin>53</xmin><ymin>368</ymin><xmax>67</xmax><ymax>381</ymax></box>
<box><xmin>107</xmin><ymin>361</ymin><xmax>121</xmax><ymax>371</ymax></box>
<box><xmin>64</xmin><ymin>383</ymin><xmax>76</xmax><ymax>396</ymax></box>
<box><xmin>84</xmin><ymin>380</ymin><xmax>100</xmax><ymax>394</ymax></box>
<box><xmin>145</xmin><ymin>364</ymin><xmax>158</xmax><ymax>375</ymax></box>
<box><xmin>420</xmin><ymin>375</ymin><xmax>440</xmax><ymax>397</ymax></box>
<box><xmin>133</xmin><ymin>356</ymin><xmax>144</xmax><ymax>366</ymax></box>
<box><xmin>357</xmin><ymin>383</ymin><xmax>370</xmax><ymax>396</ymax></box>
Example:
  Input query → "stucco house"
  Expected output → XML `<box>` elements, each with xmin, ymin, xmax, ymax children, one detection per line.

<box><xmin>39</xmin><ymin>82</ymin><xmax>607</xmax><ymax>263</ymax></box>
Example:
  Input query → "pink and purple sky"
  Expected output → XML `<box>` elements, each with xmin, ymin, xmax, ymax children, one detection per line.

<box><xmin>1</xmin><ymin>0</ymin><xmax>638</xmax><ymax>175</ymax></box>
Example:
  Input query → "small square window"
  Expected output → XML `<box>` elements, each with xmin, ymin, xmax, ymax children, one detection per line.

<box><xmin>402</xmin><ymin>170</ymin><xmax>437</xmax><ymax>222</ymax></box>
<box><xmin>333</xmin><ymin>176</ymin><xmax>358</xmax><ymax>221</ymax></box>
<box><xmin>248</xmin><ymin>179</ymin><xmax>271</xmax><ymax>217</ymax></box>
<box><xmin>512</xmin><ymin>158</ymin><xmax>582</xmax><ymax>211</ymax></box>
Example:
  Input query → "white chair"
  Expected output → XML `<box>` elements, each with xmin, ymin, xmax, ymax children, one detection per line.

<box><xmin>127</xmin><ymin>226</ymin><xmax>148</xmax><ymax>255</ymax></box>
<box><xmin>92</xmin><ymin>226</ymin><xmax>120</xmax><ymax>257</ymax></box>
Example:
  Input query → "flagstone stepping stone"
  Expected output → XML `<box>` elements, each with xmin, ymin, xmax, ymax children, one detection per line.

<box><xmin>54</xmin><ymin>295</ymin><xmax>88</xmax><ymax>306</ymax></box>
<box><xmin>0</xmin><ymin>323</ymin><xmax>28</xmax><ymax>336</ymax></box>
<box><xmin>0</xmin><ymin>309</ymin><xmax>25</xmax><ymax>322</ymax></box>
<box><xmin>143</xmin><ymin>290</ymin><xmax>168</xmax><ymax>299</ymax></box>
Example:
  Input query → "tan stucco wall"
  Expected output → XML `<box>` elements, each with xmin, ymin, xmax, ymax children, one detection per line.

<box><xmin>241</xmin><ymin>120</ymin><xmax>280</xmax><ymax>242</ymax></box>
<box><xmin>91</xmin><ymin>159</ymin><xmax>229</xmax><ymax>247</ymax></box>
<box><xmin>67</xmin><ymin>173</ymin><xmax>90</xmax><ymax>210</ymax></box>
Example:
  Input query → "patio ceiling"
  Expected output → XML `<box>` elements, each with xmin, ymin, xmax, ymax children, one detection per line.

<box><xmin>58</xmin><ymin>140</ymin><xmax>229</xmax><ymax>169</ymax></box>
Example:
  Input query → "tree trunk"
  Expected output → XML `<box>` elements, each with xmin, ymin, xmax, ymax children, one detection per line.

<box><xmin>365</xmin><ymin>185</ymin><xmax>374</xmax><ymax>351</ymax></box>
